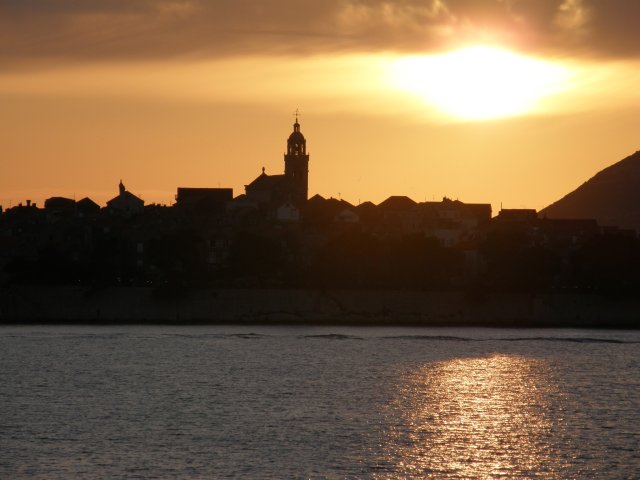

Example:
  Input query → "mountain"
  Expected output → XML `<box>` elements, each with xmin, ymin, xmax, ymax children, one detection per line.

<box><xmin>540</xmin><ymin>150</ymin><xmax>640</xmax><ymax>231</ymax></box>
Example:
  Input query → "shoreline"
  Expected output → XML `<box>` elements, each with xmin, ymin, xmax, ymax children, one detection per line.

<box><xmin>1</xmin><ymin>286</ymin><xmax>639</xmax><ymax>328</ymax></box>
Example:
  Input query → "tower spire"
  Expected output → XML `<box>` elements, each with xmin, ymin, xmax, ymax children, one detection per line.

<box><xmin>284</xmin><ymin>113</ymin><xmax>309</xmax><ymax>204</ymax></box>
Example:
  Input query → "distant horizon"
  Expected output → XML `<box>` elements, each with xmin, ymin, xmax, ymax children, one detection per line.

<box><xmin>2</xmin><ymin>137</ymin><xmax>637</xmax><ymax>217</ymax></box>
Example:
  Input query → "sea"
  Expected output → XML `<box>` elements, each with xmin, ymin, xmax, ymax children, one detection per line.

<box><xmin>0</xmin><ymin>326</ymin><xmax>638</xmax><ymax>479</ymax></box>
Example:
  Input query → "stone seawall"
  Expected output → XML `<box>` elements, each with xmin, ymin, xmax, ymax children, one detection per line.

<box><xmin>0</xmin><ymin>287</ymin><xmax>638</xmax><ymax>327</ymax></box>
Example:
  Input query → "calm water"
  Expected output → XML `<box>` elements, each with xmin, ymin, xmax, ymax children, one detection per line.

<box><xmin>0</xmin><ymin>326</ymin><xmax>639</xmax><ymax>479</ymax></box>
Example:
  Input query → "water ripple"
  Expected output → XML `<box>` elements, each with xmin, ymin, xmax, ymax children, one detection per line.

<box><xmin>0</xmin><ymin>326</ymin><xmax>638</xmax><ymax>478</ymax></box>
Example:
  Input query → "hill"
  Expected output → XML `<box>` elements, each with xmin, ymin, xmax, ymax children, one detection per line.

<box><xmin>541</xmin><ymin>150</ymin><xmax>640</xmax><ymax>231</ymax></box>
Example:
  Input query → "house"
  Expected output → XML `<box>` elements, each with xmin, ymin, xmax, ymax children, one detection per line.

<box><xmin>44</xmin><ymin>196</ymin><xmax>75</xmax><ymax>222</ymax></box>
<box><xmin>44</xmin><ymin>196</ymin><xmax>75</xmax><ymax>212</ymax></box>
<box><xmin>106</xmin><ymin>180</ymin><xmax>144</xmax><ymax>215</ymax></box>
<box><xmin>418</xmin><ymin>198</ymin><xmax>492</xmax><ymax>246</ymax></box>
<box><xmin>377</xmin><ymin>196</ymin><xmax>419</xmax><ymax>234</ymax></box>
<box><xmin>76</xmin><ymin>197</ymin><xmax>100</xmax><ymax>216</ymax></box>
<box><xmin>300</xmin><ymin>195</ymin><xmax>353</xmax><ymax>225</ymax></box>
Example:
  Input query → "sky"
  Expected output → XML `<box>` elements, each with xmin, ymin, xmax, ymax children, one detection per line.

<box><xmin>2</xmin><ymin>0</ymin><xmax>640</xmax><ymax>212</ymax></box>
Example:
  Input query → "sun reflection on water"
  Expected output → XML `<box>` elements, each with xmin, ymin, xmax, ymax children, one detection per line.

<box><xmin>379</xmin><ymin>355</ymin><xmax>565</xmax><ymax>479</ymax></box>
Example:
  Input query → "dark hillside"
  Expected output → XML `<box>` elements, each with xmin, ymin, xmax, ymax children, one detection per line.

<box><xmin>541</xmin><ymin>151</ymin><xmax>640</xmax><ymax>231</ymax></box>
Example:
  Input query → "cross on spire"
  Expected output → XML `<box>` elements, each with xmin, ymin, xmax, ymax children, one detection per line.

<box><xmin>293</xmin><ymin>108</ymin><xmax>301</xmax><ymax>123</ymax></box>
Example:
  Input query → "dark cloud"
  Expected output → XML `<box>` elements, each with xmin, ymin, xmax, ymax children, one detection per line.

<box><xmin>1</xmin><ymin>0</ymin><xmax>639</xmax><ymax>67</ymax></box>
<box><xmin>584</xmin><ymin>1</ymin><xmax>640</xmax><ymax>57</ymax></box>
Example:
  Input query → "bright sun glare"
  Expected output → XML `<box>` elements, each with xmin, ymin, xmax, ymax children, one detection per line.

<box><xmin>389</xmin><ymin>45</ymin><xmax>572</xmax><ymax>120</ymax></box>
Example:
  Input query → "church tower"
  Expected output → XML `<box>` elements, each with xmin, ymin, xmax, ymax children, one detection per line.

<box><xmin>284</xmin><ymin>113</ymin><xmax>309</xmax><ymax>205</ymax></box>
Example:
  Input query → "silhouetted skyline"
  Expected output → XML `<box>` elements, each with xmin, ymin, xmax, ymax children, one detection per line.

<box><xmin>2</xmin><ymin>1</ymin><xmax>640</xmax><ymax>212</ymax></box>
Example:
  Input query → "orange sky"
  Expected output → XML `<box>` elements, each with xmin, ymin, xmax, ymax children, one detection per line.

<box><xmin>2</xmin><ymin>1</ymin><xmax>640</xmax><ymax>213</ymax></box>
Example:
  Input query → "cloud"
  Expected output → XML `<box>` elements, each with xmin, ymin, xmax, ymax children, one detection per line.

<box><xmin>1</xmin><ymin>0</ymin><xmax>640</xmax><ymax>68</ymax></box>
<box><xmin>555</xmin><ymin>0</ymin><xmax>590</xmax><ymax>31</ymax></box>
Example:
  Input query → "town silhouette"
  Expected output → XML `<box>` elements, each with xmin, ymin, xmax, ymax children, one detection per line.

<box><xmin>1</xmin><ymin>117</ymin><xmax>639</xmax><ymax>326</ymax></box>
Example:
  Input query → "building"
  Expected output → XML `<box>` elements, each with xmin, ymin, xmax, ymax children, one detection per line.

<box><xmin>44</xmin><ymin>197</ymin><xmax>75</xmax><ymax>211</ymax></box>
<box><xmin>76</xmin><ymin>197</ymin><xmax>101</xmax><ymax>216</ymax></box>
<box><xmin>276</xmin><ymin>202</ymin><xmax>301</xmax><ymax>222</ymax></box>
<box><xmin>106</xmin><ymin>180</ymin><xmax>144</xmax><ymax>215</ymax></box>
<box><xmin>419</xmin><ymin>198</ymin><xmax>492</xmax><ymax>246</ymax></box>
<box><xmin>245</xmin><ymin>115</ymin><xmax>309</xmax><ymax>208</ymax></box>
<box><xmin>175</xmin><ymin>187</ymin><xmax>233</xmax><ymax>214</ymax></box>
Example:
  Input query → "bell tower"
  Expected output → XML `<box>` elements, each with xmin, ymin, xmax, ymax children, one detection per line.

<box><xmin>284</xmin><ymin>111</ymin><xmax>309</xmax><ymax>205</ymax></box>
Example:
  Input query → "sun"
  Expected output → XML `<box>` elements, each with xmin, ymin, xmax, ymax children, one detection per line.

<box><xmin>389</xmin><ymin>45</ymin><xmax>572</xmax><ymax>120</ymax></box>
